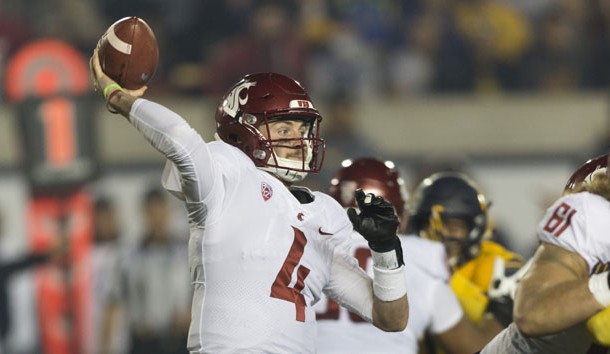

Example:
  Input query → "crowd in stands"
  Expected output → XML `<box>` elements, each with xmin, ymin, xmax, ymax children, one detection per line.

<box><xmin>0</xmin><ymin>0</ymin><xmax>609</xmax><ymax>100</ymax></box>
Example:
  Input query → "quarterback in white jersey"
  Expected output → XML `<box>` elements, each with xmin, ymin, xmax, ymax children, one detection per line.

<box><xmin>318</xmin><ymin>157</ymin><xmax>507</xmax><ymax>354</ymax></box>
<box><xmin>481</xmin><ymin>154</ymin><xmax>610</xmax><ymax>354</ymax></box>
<box><xmin>90</xmin><ymin>50</ymin><xmax>408</xmax><ymax>354</ymax></box>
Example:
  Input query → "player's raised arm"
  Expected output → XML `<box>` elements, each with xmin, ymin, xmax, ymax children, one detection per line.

<box><xmin>90</xmin><ymin>47</ymin><xmax>217</xmax><ymax>203</ymax></box>
<box><xmin>347</xmin><ymin>189</ymin><xmax>409</xmax><ymax>331</ymax></box>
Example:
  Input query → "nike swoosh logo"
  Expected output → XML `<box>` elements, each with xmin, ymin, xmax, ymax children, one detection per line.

<box><xmin>318</xmin><ymin>227</ymin><xmax>334</xmax><ymax>236</ymax></box>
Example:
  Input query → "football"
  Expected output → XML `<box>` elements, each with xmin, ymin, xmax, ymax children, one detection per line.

<box><xmin>97</xmin><ymin>16</ymin><xmax>158</xmax><ymax>89</ymax></box>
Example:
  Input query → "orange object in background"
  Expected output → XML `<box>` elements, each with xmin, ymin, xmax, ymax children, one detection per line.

<box><xmin>28</xmin><ymin>193</ymin><xmax>93</xmax><ymax>354</ymax></box>
<box><xmin>5</xmin><ymin>39</ymin><xmax>96</xmax><ymax>354</ymax></box>
<box><xmin>4</xmin><ymin>39</ymin><xmax>89</xmax><ymax>103</ymax></box>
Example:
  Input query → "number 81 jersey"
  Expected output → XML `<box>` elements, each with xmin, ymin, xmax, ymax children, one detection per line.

<box><xmin>538</xmin><ymin>192</ymin><xmax>610</xmax><ymax>276</ymax></box>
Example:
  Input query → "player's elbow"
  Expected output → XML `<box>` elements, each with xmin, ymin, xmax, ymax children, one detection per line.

<box><xmin>373</xmin><ymin>296</ymin><xmax>408</xmax><ymax>332</ymax></box>
<box><xmin>513</xmin><ymin>309</ymin><xmax>545</xmax><ymax>337</ymax></box>
<box><xmin>375</xmin><ymin>315</ymin><xmax>408</xmax><ymax>332</ymax></box>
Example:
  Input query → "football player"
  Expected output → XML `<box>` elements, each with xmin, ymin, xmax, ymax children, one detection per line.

<box><xmin>409</xmin><ymin>172</ymin><xmax>525</xmax><ymax>330</ymax></box>
<box><xmin>315</xmin><ymin>157</ymin><xmax>502</xmax><ymax>354</ymax></box>
<box><xmin>89</xmin><ymin>48</ymin><xmax>408</xmax><ymax>354</ymax></box>
<box><xmin>480</xmin><ymin>153</ymin><xmax>610</xmax><ymax>354</ymax></box>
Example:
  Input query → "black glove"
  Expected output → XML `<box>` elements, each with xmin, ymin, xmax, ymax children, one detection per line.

<box><xmin>486</xmin><ymin>257</ymin><xmax>532</xmax><ymax>328</ymax></box>
<box><xmin>486</xmin><ymin>295</ymin><xmax>514</xmax><ymax>327</ymax></box>
<box><xmin>347</xmin><ymin>189</ymin><xmax>404</xmax><ymax>265</ymax></box>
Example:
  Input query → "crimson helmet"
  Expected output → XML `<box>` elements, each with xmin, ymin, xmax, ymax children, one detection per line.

<box><xmin>328</xmin><ymin>157</ymin><xmax>409</xmax><ymax>233</ymax></box>
<box><xmin>564</xmin><ymin>153</ymin><xmax>609</xmax><ymax>191</ymax></box>
<box><xmin>409</xmin><ymin>172</ymin><xmax>491</xmax><ymax>267</ymax></box>
<box><xmin>215</xmin><ymin>72</ymin><xmax>325</xmax><ymax>182</ymax></box>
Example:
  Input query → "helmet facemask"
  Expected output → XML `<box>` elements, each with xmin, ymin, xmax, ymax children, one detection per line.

<box><xmin>256</xmin><ymin>114</ymin><xmax>325</xmax><ymax>183</ymax></box>
<box><xmin>423</xmin><ymin>202</ymin><xmax>490</xmax><ymax>269</ymax></box>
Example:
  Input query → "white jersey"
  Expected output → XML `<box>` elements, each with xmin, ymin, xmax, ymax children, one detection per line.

<box><xmin>481</xmin><ymin>192</ymin><xmax>610</xmax><ymax>354</ymax></box>
<box><xmin>128</xmin><ymin>99</ymin><xmax>373</xmax><ymax>354</ymax></box>
<box><xmin>315</xmin><ymin>235</ymin><xmax>462</xmax><ymax>354</ymax></box>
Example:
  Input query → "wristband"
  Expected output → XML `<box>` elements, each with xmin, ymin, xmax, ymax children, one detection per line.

<box><xmin>105</xmin><ymin>88</ymin><xmax>123</xmax><ymax>114</ymax></box>
<box><xmin>371</xmin><ymin>249</ymin><xmax>401</xmax><ymax>270</ymax></box>
<box><xmin>103</xmin><ymin>83</ymin><xmax>123</xmax><ymax>101</ymax></box>
<box><xmin>372</xmin><ymin>265</ymin><xmax>407</xmax><ymax>302</ymax></box>
<box><xmin>589</xmin><ymin>271</ymin><xmax>610</xmax><ymax>307</ymax></box>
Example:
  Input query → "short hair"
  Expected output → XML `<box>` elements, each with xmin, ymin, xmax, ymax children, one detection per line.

<box><xmin>570</xmin><ymin>173</ymin><xmax>610</xmax><ymax>201</ymax></box>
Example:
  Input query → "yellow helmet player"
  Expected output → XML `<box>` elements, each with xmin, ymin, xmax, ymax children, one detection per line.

<box><xmin>409</xmin><ymin>172</ymin><xmax>525</xmax><ymax>326</ymax></box>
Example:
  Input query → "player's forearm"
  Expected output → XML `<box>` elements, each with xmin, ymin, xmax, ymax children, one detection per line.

<box><xmin>369</xmin><ymin>259</ymin><xmax>408</xmax><ymax>331</ymax></box>
<box><xmin>107</xmin><ymin>90</ymin><xmax>202</xmax><ymax>154</ymax></box>
<box><xmin>107</xmin><ymin>89</ymin><xmax>138</xmax><ymax>118</ymax></box>
<box><xmin>372</xmin><ymin>294</ymin><xmax>408</xmax><ymax>332</ymax></box>
<box><xmin>368</xmin><ymin>250</ymin><xmax>408</xmax><ymax>331</ymax></box>
<box><xmin>514</xmin><ymin>278</ymin><xmax>603</xmax><ymax>336</ymax></box>
<box><xmin>126</xmin><ymin>98</ymin><xmax>206</xmax><ymax>164</ymax></box>
<box><xmin>435</xmin><ymin>316</ymin><xmax>500</xmax><ymax>354</ymax></box>
<box><xmin>476</xmin><ymin>314</ymin><xmax>505</xmax><ymax>342</ymax></box>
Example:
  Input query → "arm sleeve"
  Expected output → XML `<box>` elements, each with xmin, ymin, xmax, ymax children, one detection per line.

<box><xmin>324</xmin><ymin>250</ymin><xmax>374</xmax><ymax>323</ymax></box>
<box><xmin>319</xmin><ymin>193</ymin><xmax>375</xmax><ymax>321</ymax></box>
<box><xmin>129</xmin><ymin>99</ymin><xmax>220</xmax><ymax>203</ymax></box>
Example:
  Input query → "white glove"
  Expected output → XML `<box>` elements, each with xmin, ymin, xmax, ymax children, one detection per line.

<box><xmin>488</xmin><ymin>257</ymin><xmax>533</xmax><ymax>300</ymax></box>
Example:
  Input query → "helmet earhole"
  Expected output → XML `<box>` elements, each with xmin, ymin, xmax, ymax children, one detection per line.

<box><xmin>253</xmin><ymin>150</ymin><xmax>266</xmax><ymax>160</ymax></box>
<box><xmin>243</xmin><ymin>113</ymin><xmax>257</xmax><ymax>125</ymax></box>
<box><xmin>229</xmin><ymin>134</ymin><xmax>241</xmax><ymax>143</ymax></box>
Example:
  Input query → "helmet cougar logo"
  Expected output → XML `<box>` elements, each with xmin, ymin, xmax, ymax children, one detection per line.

<box><xmin>223</xmin><ymin>80</ymin><xmax>256</xmax><ymax>118</ymax></box>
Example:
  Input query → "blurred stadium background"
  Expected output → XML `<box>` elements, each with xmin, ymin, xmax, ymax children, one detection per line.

<box><xmin>0</xmin><ymin>0</ymin><xmax>608</xmax><ymax>353</ymax></box>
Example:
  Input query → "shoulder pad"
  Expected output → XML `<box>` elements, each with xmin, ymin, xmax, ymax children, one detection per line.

<box><xmin>289</xmin><ymin>186</ymin><xmax>315</xmax><ymax>204</ymax></box>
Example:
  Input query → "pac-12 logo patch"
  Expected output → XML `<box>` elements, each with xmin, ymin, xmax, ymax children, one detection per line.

<box><xmin>261</xmin><ymin>182</ymin><xmax>273</xmax><ymax>201</ymax></box>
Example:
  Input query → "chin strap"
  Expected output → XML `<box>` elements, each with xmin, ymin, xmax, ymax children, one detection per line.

<box><xmin>259</xmin><ymin>154</ymin><xmax>310</xmax><ymax>183</ymax></box>
<box><xmin>259</xmin><ymin>165</ymin><xmax>307</xmax><ymax>183</ymax></box>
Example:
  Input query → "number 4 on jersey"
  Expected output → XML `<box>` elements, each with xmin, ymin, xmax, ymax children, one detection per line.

<box><xmin>543</xmin><ymin>202</ymin><xmax>576</xmax><ymax>237</ymax></box>
<box><xmin>270</xmin><ymin>227</ymin><xmax>311</xmax><ymax>322</ymax></box>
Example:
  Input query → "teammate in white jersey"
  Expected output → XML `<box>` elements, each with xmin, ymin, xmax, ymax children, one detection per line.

<box><xmin>89</xmin><ymin>49</ymin><xmax>408</xmax><ymax>354</ymax></box>
<box><xmin>481</xmin><ymin>153</ymin><xmax>610</xmax><ymax>354</ymax></box>
<box><xmin>315</xmin><ymin>158</ymin><xmax>503</xmax><ymax>354</ymax></box>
